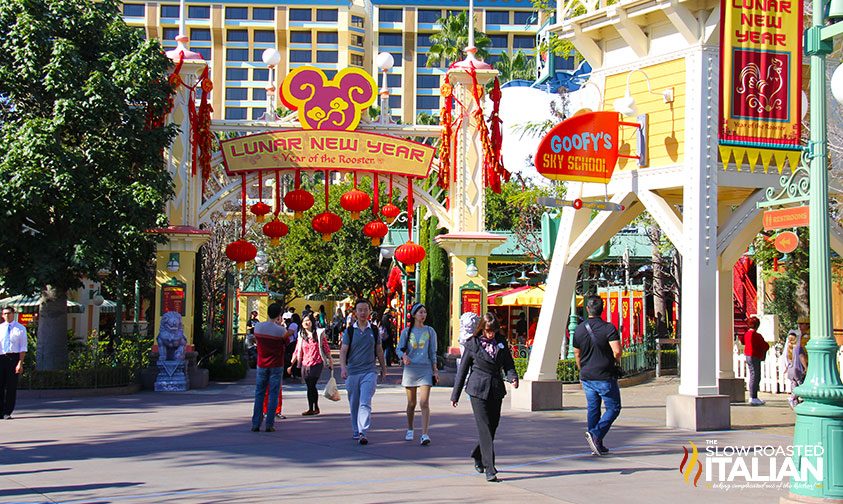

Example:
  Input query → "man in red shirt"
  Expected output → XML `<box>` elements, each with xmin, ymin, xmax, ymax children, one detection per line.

<box><xmin>739</xmin><ymin>316</ymin><xmax>769</xmax><ymax>406</ymax></box>
<box><xmin>251</xmin><ymin>303</ymin><xmax>288</xmax><ymax>432</ymax></box>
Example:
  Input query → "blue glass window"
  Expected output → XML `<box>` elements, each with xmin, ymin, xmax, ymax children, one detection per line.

<box><xmin>486</xmin><ymin>11</ymin><xmax>509</xmax><ymax>24</ymax></box>
<box><xmin>514</xmin><ymin>11</ymin><xmax>537</xmax><ymax>25</ymax></box>
<box><xmin>226</xmin><ymin>7</ymin><xmax>248</xmax><ymax>20</ymax></box>
<box><xmin>389</xmin><ymin>95</ymin><xmax>401</xmax><ymax>108</ymax></box>
<box><xmin>351</xmin><ymin>15</ymin><xmax>364</xmax><ymax>28</ymax></box>
<box><xmin>386</xmin><ymin>74</ymin><xmax>402</xmax><ymax>87</ymax></box>
<box><xmin>225</xmin><ymin>108</ymin><xmax>248</xmax><ymax>120</ymax></box>
<box><xmin>191</xmin><ymin>29</ymin><xmax>211</xmax><ymax>41</ymax></box>
<box><xmin>226</xmin><ymin>68</ymin><xmax>248</xmax><ymax>80</ymax></box>
<box><xmin>417</xmin><ymin>34</ymin><xmax>433</xmax><ymax>47</ymax></box>
<box><xmin>489</xmin><ymin>35</ymin><xmax>508</xmax><ymax>48</ymax></box>
<box><xmin>513</xmin><ymin>35</ymin><xmax>535</xmax><ymax>49</ymax></box>
<box><xmin>253</xmin><ymin>88</ymin><xmax>267</xmax><ymax>101</ymax></box>
<box><xmin>379</xmin><ymin>33</ymin><xmax>402</xmax><ymax>47</ymax></box>
<box><xmin>290</xmin><ymin>50</ymin><xmax>311</xmax><ymax>63</ymax></box>
<box><xmin>290</xmin><ymin>31</ymin><xmax>312</xmax><ymax>43</ymax></box>
<box><xmin>379</xmin><ymin>9</ymin><xmax>402</xmax><ymax>22</ymax></box>
<box><xmin>160</xmin><ymin>5</ymin><xmax>180</xmax><ymax>18</ymax></box>
<box><xmin>317</xmin><ymin>51</ymin><xmax>338</xmax><ymax>63</ymax></box>
<box><xmin>162</xmin><ymin>28</ymin><xmax>179</xmax><ymax>41</ymax></box>
<box><xmin>390</xmin><ymin>53</ymin><xmax>402</xmax><ymax>67</ymax></box>
<box><xmin>253</xmin><ymin>8</ymin><xmax>274</xmax><ymax>20</ymax></box>
<box><xmin>252</xmin><ymin>108</ymin><xmax>267</xmax><ymax>120</ymax></box>
<box><xmin>317</xmin><ymin>32</ymin><xmax>338</xmax><ymax>44</ymax></box>
<box><xmin>416</xmin><ymin>96</ymin><xmax>440</xmax><ymax>109</ymax></box>
<box><xmin>417</xmin><ymin>54</ymin><xmax>428</xmax><ymax>67</ymax></box>
<box><xmin>194</xmin><ymin>47</ymin><xmax>211</xmax><ymax>60</ymax></box>
<box><xmin>227</xmin><ymin>30</ymin><xmax>248</xmax><ymax>42</ymax></box>
<box><xmin>290</xmin><ymin>9</ymin><xmax>311</xmax><ymax>21</ymax></box>
<box><xmin>226</xmin><ymin>49</ymin><xmax>249</xmax><ymax>61</ymax></box>
<box><xmin>418</xmin><ymin>9</ymin><xmax>441</xmax><ymax>23</ymax></box>
<box><xmin>417</xmin><ymin>75</ymin><xmax>440</xmax><ymax>88</ymax></box>
<box><xmin>253</xmin><ymin>68</ymin><xmax>269</xmax><ymax>81</ymax></box>
<box><xmin>316</xmin><ymin>9</ymin><xmax>338</xmax><ymax>22</ymax></box>
<box><xmin>123</xmin><ymin>4</ymin><xmax>144</xmax><ymax>17</ymax></box>
<box><xmin>254</xmin><ymin>30</ymin><xmax>275</xmax><ymax>43</ymax></box>
<box><xmin>188</xmin><ymin>6</ymin><xmax>209</xmax><ymax>19</ymax></box>
<box><xmin>226</xmin><ymin>88</ymin><xmax>248</xmax><ymax>100</ymax></box>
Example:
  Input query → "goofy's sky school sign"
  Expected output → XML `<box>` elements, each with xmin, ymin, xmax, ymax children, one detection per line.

<box><xmin>534</xmin><ymin>111</ymin><xmax>620</xmax><ymax>184</ymax></box>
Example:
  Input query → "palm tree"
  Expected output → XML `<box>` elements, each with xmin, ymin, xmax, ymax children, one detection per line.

<box><xmin>495</xmin><ymin>50</ymin><xmax>537</xmax><ymax>83</ymax></box>
<box><xmin>426</xmin><ymin>12</ymin><xmax>491</xmax><ymax>68</ymax></box>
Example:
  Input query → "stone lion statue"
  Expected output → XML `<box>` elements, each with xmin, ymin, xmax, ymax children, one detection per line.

<box><xmin>459</xmin><ymin>312</ymin><xmax>481</xmax><ymax>344</ymax></box>
<box><xmin>157</xmin><ymin>311</ymin><xmax>187</xmax><ymax>362</ymax></box>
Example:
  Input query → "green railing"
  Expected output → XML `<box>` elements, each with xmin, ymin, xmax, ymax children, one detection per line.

<box><xmin>514</xmin><ymin>346</ymin><xmax>678</xmax><ymax>383</ymax></box>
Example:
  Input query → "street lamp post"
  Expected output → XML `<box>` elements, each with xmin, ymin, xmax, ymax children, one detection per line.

<box><xmin>785</xmin><ymin>6</ymin><xmax>843</xmax><ymax>503</ymax></box>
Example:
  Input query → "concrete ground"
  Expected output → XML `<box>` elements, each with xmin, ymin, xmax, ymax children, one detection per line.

<box><xmin>1</xmin><ymin>368</ymin><xmax>801</xmax><ymax>504</ymax></box>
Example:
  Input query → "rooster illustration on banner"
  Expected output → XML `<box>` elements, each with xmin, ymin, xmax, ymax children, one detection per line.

<box><xmin>736</xmin><ymin>57</ymin><xmax>785</xmax><ymax>114</ymax></box>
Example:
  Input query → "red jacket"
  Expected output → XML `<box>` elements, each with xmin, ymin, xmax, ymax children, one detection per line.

<box><xmin>740</xmin><ymin>328</ymin><xmax>769</xmax><ymax>360</ymax></box>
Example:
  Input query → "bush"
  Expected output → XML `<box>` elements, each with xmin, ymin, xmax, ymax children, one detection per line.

<box><xmin>206</xmin><ymin>354</ymin><xmax>247</xmax><ymax>382</ymax></box>
<box><xmin>513</xmin><ymin>357</ymin><xmax>580</xmax><ymax>382</ymax></box>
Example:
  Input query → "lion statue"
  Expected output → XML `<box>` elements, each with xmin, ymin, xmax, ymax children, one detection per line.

<box><xmin>157</xmin><ymin>311</ymin><xmax>187</xmax><ymax>362</ymax></box>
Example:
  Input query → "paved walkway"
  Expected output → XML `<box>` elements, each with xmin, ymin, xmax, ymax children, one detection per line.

<box><xmin>1</xmin><ymin>371</ymin><xmax>800</xmax><ymax>504</ymax></box>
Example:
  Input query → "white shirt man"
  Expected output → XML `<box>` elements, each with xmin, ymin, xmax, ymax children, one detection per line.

<box><xmin>1</xmin><ymin>306</ymin><xmax>28</xmax><ymax>419</ymax></box>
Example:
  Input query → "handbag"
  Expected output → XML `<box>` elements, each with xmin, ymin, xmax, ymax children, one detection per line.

<box><xmin>585</xmin><ymin>322</ymin><xmax>624</xmax><ymax>378</ymax></box>
<box><xmin>323</xmin><ymin>372</ymin><xmax>341</xmax><ymax>402</ymax></box>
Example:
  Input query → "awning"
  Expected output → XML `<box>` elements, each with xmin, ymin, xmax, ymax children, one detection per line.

<box><xmin>0</xmin><ymin>295</ymin><xmax>84</xmax><ymax>314</ymax></box>
<box><xmin>487</xmin><ymin>284</ymin><xmax>583</xmax><ymax>308</ymax></box>
<box><xmin>99</xmin><ymin>299</ymin><xmax>117</xmax><ymax>314</ymax></box>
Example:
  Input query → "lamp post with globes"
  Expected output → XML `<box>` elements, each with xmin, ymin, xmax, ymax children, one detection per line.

<box><xmin>260</xmin><ymin>48</ymin><xmax>282</xmax><ymax>121</ymax></box>
<box><xmin>783</xmin><ymin>5</ymin><xmax>843</xmax><ymax>503</ymax></box>
<box><xmin>375</xmin><ymin>52</ymin><xmax>395</xmax><ymax>125</ymax></box>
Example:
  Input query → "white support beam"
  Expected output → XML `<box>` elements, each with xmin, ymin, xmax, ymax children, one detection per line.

<box><xmin>720</xmin><ymin>211</ymin><xmax>762</xmax><ymax>268</ymax></box>
<box><xmin>660</xmin><ymin>1</ymin><xmax>700</xmax><ymax>45</ymax></box>
<box><xmin>703</xmin><ymin>4</ymin><xmax>720</xmax><ymax>45</ymax></box>
<box><xmin>568</xmin><ymin>23</ymin><xmax>603</xmax><ymax>68</ymax></box>
<box><xmin>566</xmin><ymin>192</ymin><xmax>642</xmax><ymax>266</ymax></box>
<box><xmin>716</xmin><ymin>189</ymin><xmax>765</xmax><ymax>256</ymax></box>
<box><xmin>637</xmin><ymin>189</ymin><xmax>685</xmax><ymax>253</ymax></box>
<box><xmin>609</xmin><ymin>8</ymin><xmax>649</xmax><ymax>58</ymax></box>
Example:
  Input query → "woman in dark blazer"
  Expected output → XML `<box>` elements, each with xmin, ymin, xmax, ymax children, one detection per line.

<box><xmin>451</xmin><ymin>312</ymin><xmax>519</xmax><ymax>482</ymax></box>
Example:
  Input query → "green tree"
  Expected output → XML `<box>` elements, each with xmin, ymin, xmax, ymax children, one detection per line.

<box><xmin>426</xmin><ymin>215</ymin><xmax>450</xmax><ymax>355</ymax></box>
<box><xmin>495</xmin><ymin>50</ymin><xmax>537</xmax><ymax>83</ymax></box>
<box><xmin>427</xmin><ymin>12</ymin><xmax>491</xmax><ymax>67</ymax></box>
<box><xmin>0</xmin><ymin>0</ymin><xmax>176</xmax><ymax>370</ymax></box>
<box><xmin>265</xmin><ymin>176</ymin><xmax>382</xmax><ymax>300</ymax></box>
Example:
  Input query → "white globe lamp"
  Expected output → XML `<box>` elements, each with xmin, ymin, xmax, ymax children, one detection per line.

<box><xmin>832</xmin><ymin>64</ymin><xmax>843</xmax><ymax>105</ymax></box>
<box><xmin>261</xmin><ymin>48</ymin><xmax>281</xmax><ymax>67</ymax></box>
<box><xmin>376</xmin><ymin>52</ymin><xmax>395</xmax><ymax>72</ymax></box>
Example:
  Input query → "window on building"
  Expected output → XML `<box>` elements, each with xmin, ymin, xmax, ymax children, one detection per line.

<box><xmin>123</xmin><ymin>4</ymin><xmax>144</xmax><ymax>16</ymax></box>
<box><xmin>162</xmin><ymin>28</ymin><xmax>179</xmax><ymax>41</ymax></box>
<box><xmin>253</xmin><ymin>88</ymin><xmax>267</xmax><ymax>101</ymax></box>
<box><xmin>351</xmin><ymin>34</ymin><xmax>364</xmax><ymax>47</ymax></box>
<box><xmin>316</xmin><ymin>51</ymin><xmax>338</xmax><ymax>63</ymax></box>
<box><xmin>253</xmin><ymin>7</ymin><xmax>274</xmax><ymax>20</ymax></box>
<box><xmin>226</xmin><ymin>68</ymin><xmax>248</xmax><ymax>80</ymax></box>
<box><xmin>350</xmin><ymin>54</ymin><xmax>364</xmax><ymax>66</ymax></box>
<box><xmin>514</xmin><ymin>11</ymin><xmax>537</xmax><ymax>25</ymax></box>
<box><xmin>252</xmin><ymin>108</ymin><xmax>267</xmax><ymax>120</ymax></box>
<box><xmin>254</xmin><ymin>30</ymin><xmax>275</xmax><ymax>43</ymax></box>
<box><xmin>252</xmin><ymin>49</ymin><xmax>265</xmax><ymax>62</ymax></box>
<box><xmin>253</xmin><ymin>68</ymin><xmax>269</xmax><ymax>81</ymax></box>
<box><xmin>417</xmin><ymin>75</ymin><xmax>440</xmax><ymax>88</ymax></box>
<box><xmin>160</xmin><ymin>4</ymin><xmax>180</xmax><ymax>18</ymax></box>
<box><xmin>379</xmin><ymin>9</ymin><xmax>402</xmax><ymax>22</ymax></box>
<box><xmin>390</xmin><ymin>53</ymin><xmax>402</xmax><ymax>66</ymax></box>
<box><xmin>290</xmin><ymin>31</ymin><xmax>312</xmax><ymax>43</ymax></box>
<box><xmin>290</xmin><ymin>50</ymin><xmax>311</xmax><ymax>63</ymax></box>
<box><xmin>226</xmin><ymin>107</ymin><xmax>247</xmax><ymax>120</ymax></box>
<box><xmin>317</xmin><ymin>32</ymin><xmax>338</xmax><ymax>44</ymax></box>
<box><xmin>417</xmin><ymin>54</ymin><xmax>428</xmax><ymax>67</ymax></box>
<box><xmin>188</xmin><ymin>6</ymin><xmax>210</xmax><ymax>19</ymax></box>
<box><xmin>417</xmin><ymin>34</ymin><xmax>433</xmax><ymax>47</ymax></box>
<box><xmin>513</xmin><ymin>35</ymin><xmax>535</xmax><ymax>49</ymax></box>
<box><xmin>378</xmin><ymin>33</ymin><xmax>403</xmax><ymax>47</ymax></box>
<box><xmin>418</xmin><ymin>9</ymin><xmax>441</xmax><ymax>23</ymax></box>
<box><xmin>226</xmin><ymin>48</ymin><xmax>249</xmax><ymax>61</ymax></box>
<box><xmin>227</xmin><ymin>30</ymin><xmax>248</xmax><ymax>42</ymax></box>
<box><xmin>486</xmin><ymin>10</ymin><xmax>509</xmax><ymax>24</ymax></box>
<box><xmin>316</xmin><ymin>9</ymin><xmax>338</xmax><ymax>22</ymax></box>
<box><xmin>226</xmin><ymin>7</ymin><xmax>248</xmax><ymax>20</ymax></box>
<box><xmin>489</xmin><ymin>35</ymin><xmax>508</xmax><ymax>48</ymax></box>
<box><xmin>389</xmin><ymin>95</ymin><xmax>401</xmax><ymax>109</ymax></box>
<box><xmin>191</xmin><ymin>28</ymin><xmax>211</xmax><ymax>41</ymax></box>
<box><xmin>554</xmin><ymin>55</ymin><xmax>575</xmax><ymax>71</ymax></box>
<box><xmin>226</xmin><ymin>88</ymin><xmax>248</xmax><ymax>100</ymax></box>
<box><xmin>290</xmin><ymin>9</ymin><xmax>311</xmax><ymax>21</ymax></box>
<box><xmin>194</xmin><ymin>47</ymin><xmax>211</xmax><ymax>60</ymax></box>
<box><xmin>416</xmin><ymin>96</ymin><xmax>439</xmax><ymax>109</ymax></box>
<box><xmin>386</xmin><ymin>74</ymin><xmax>402</xmax><ymax>87</ymax></box>
<box><xmin>351</xmin><ymin>15</ymin><xmax>365</xmax><ymax>28</ymax></box>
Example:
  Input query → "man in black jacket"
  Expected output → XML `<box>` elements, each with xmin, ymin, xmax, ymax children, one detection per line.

<box><xmin>573</xmin><ymin>296</ymin><xmax>622</xmax><ymax>456</ymax></box>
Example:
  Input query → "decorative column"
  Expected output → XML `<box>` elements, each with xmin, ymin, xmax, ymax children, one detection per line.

<box><xmin>716</xmin><ymin>264</ymin><xmax>745</xmax><ymax>402</ymax></box>
<box><xmin>665</xmin><ymin>47</ymin><xmax>731</xmax><ymax>430</ymax></box>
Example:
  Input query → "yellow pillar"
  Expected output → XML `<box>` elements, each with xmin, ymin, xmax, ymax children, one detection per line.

<box><xmin>153</xmin><ymin>229</ymin><xmax>210</xmax><ymax>347</ymax></box>
<box><xmin>237</xmin><ymin>293</ymin><xmax>269</xmax><ymax>334</ymax></box>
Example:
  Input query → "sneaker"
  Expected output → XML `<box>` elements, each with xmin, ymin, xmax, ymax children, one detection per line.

<box><xmin>749</xmin><ymin>398</ymin><xmax>766</xmax><ymax>406</ymax></box>
<box><xmin>596</xmin><ymin>439</ymin><xmax>609</xmax><ymax>455</ymax></box>
<box><xmin>359</xmin><ymin>435</ymin><xmax>369</xmax><ymax>445</ymax></box>
<box><xmin>420</xmin><ymin>434</ymin><xmax>431</xmax><ymax>446</ymax></box>
<box><xmin>265</xmin><ymin>426</ymin><xmax>276</xmax><ymax>432</ymax></box>
<box><xmin>405</xmin><ymin>429</ymin><xmax>414</xmax><ymax>441</ymax></box>
<box><xmin>585</xmin><ymin>431</ymin><xmax>602</xmax><ymax>456</ymax></box>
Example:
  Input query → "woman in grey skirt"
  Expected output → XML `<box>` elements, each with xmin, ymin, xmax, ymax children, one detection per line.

<box><xmin>397</xmin><ymin>303</ymin><xmax>438</xmax><ymax>445</ymax></box>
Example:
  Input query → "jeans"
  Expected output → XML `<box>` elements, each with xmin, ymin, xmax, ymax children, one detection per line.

<box><xmin>746</xmin><ymin>356</ymin><xmax>762</xmax><ymax>399</ymax></box>
<box><xmin>253</xmin><ymin>366</ymin><xmax>283</xmax><ymax>429</ymax></box>
<box><xmin>346</xmin><ymin>371</ymin><xmax>377</xmax><ymax>436</ymax></box>
<box><xmin>581</xmin><ymin>379</ymin><xmax>622</xmax><ymax>442</ymax></box>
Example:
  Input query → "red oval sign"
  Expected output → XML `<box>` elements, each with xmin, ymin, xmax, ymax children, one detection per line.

<box><xmin>775</xmin><ymin>231</ymin><xmax>799</xmax><ymax>254</ymax></box>
<box><xmin>535</xmin><ymin>111</ymin><xmax>620</xmax><ymax>184</ymax></box>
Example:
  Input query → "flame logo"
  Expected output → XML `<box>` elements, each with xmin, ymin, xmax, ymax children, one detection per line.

<box><xmin>679</xmin><ymin>441</ymin><xmax>703</xmax><ymax>487</ymax></box>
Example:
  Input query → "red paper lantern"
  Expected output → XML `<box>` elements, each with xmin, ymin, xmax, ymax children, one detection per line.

<box><xmin>362</xmin><ymin>220</ymin><xmax>388</xmax><ymax>246</ymax></box>
<box><xmin>284</xmin><ymin>189</ymin><xmax>315</xmax><ymax>218</ymax></box>
<box><xmin>340</xmin><ymin>189</ymin><xmax>371</xmax><ymax>220</ymax></box>
<box><xmin>225</xmin><ymin>239</ymin><xmax>257</xmax><ymax>269</ymax></box>
<box><xmin>311</xmin><ymin>211</ymin><xmax>342</xmax><ymax>241</ymax></box>
<box><xmin>394</xmin><ymin>241</ymin><xmax>426</xmax><ymax>273</ymax></box>
<box><xmin>262</xmin><ymin>218</ymin><xmax>288</xmax><ymax>246</ymax></box>
<box><xmin>250</xmin><ymin>201</ymin><xmax>271</xmax><ymax>222</ymax></box>
<box><xmin>381</xmin><ymin>203</ymin><xmax>400</xmax><ymax>220</ymax></box>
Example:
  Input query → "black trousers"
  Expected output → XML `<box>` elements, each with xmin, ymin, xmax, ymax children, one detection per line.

<box><xmin>303</xmin><ymin>363</ymin><xmax>323</xmax><ymax>410</ymax></box>
<box><xmin>470</xmin><ymin>395</ymin><xmax>503</xmax><ymax>477</ymax></box>
<box><xmin>0</xmin><ymin>353</ymin><xmax>21</xmax><ymax>417</ymax></box>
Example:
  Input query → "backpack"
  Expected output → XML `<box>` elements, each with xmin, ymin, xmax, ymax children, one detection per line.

<box><xmin>346</xmin><ymin>324</ymin><xmax>379</xmax><ymax>360</ymax></box>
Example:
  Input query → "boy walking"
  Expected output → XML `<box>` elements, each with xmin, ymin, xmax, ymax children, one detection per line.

<box><xmin>340</xmin><ymin>298</ymin><xmax>386</xmax><ymax>445</ymax></box>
